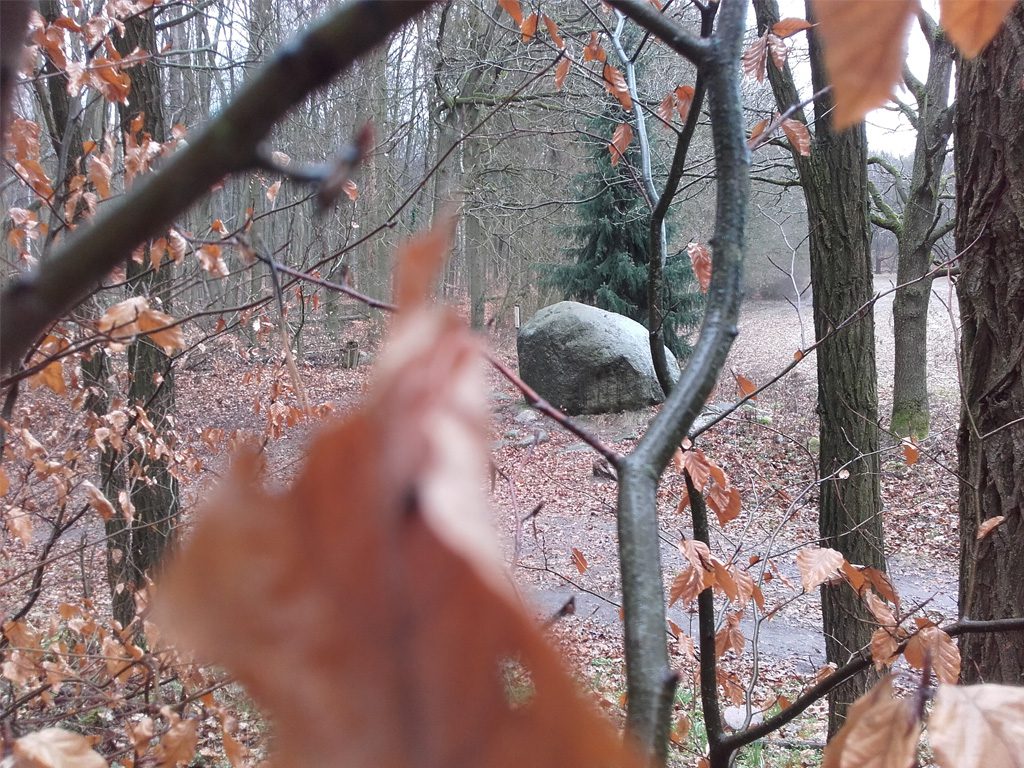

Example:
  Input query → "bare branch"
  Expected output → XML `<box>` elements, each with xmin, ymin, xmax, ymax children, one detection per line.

<box><xmin>612</xmin><ymin>0</ymin><xmax>749</xmax><ymax>758</ymax></box>
<box><xmin>607</xmin><ymin>0</ymin><xmax>711</xmax><ymax>65</ymax></box>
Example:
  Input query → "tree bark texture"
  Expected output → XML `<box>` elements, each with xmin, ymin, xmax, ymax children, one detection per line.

<box><xmin>956</xmin><ymin>1</ymin><xmax>1024</xmax><ymax>684</ymax></box>
<box><xmin>891</xmin><ymin>23</ymin><xmax>954</xmax><ymax>438</ymax></box>
<box><xmin>108</xmin><ymin>11</ymin><xmax>180</xmax><ymax>627</ymax></box>
<box><xmin>807</xmin><ymin>122</ymin><xmax>884</xmax><ymax>736</ymax></box>
<box><xmin>751</xmin><ymin>0</ymin><xmax>885</xmax><ymax>736</ymax></box>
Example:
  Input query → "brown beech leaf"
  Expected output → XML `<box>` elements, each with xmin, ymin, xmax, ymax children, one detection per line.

<box><xmin>781</xmin><ymin>117</ymin><xmax>811</xmax><ymax>156</ymax></box>
<box><xmin>717</xmin><ymin>669</ymin><xmax>746</xmax><ymax>704</ymax></box>
<box><xmin>708</xmin><ymin>484</ymin><xmax>741</xmax><ymax>527</ymax></box>
<box><xmin>810</xmin><ymin>0</ymin><xmax>917</xmax><ymax>129</ymax></box>
<box><xmin>554</xmin><ymin>56</ymin><xmax>570</xmax><ymax>90</ymax></box>
<box><xmin>795</xmin><ymin>547</ymin><xmax>844</xmax><ymax>592</ymax></box>
<box><xmin>29</xmin><ymin>335</ymin><xmax>67</xmax><ymax>395</ymax></box>
<box><xmin>81</xmin><ymin>481</ymin><xmax>115</xmax><ymax>521</ymax></box>
<box><xmin>675</xmin><ymin>85</ymin><xmax>695</xmax><ymax>122</ymax></box>
<box><xmin>583</xmin><ymin>31</ymin><xmax>606</xmax><ymax>62</ymax></box>
<box><xmin>733</xmin><ymin>370</ymin><xmax>758</xmax><ymax>400</ymax></box>
<box><xmin>266</xmin><ymin>179</ymin><xmax>281</xmax><ymax>203</ymax></box>
<box><xmin>748</xmin><ymin>117</ymin><xmax>770</xmax><ymax>148</ymax></box>
<box><xmin>930</xmin><ymin>683</ymin><xmax>1024</xmax><ymax>768</ymax></box>
<box><xmin>730</xmin><ymin>566</ymin><xmax>755</xmax><ymax>607</ymax></box>
<box><xmin>669</xmin><ymin>566</ymin><xmax>704</xmax><ymax>606</ymax></box>
<box><xmin>158</xmin><ymin>221</ymin><xmax>640</xmax><ymax>768</ymax></box>
<box><xmin>767</xmin><ymin>33</ymin><xmax>789</xmax><ymax>70</ymax></box>
<box><xmin>862</xmin><ymin>566</ymin><xmax>900</xmax><ymax>607</ymax></box>
<box><xmin>603</xmin><ymin>64</ymin><xmax>633</xmax><ymax>111</ymax></box>
<box><xmin>678</xmin><ymin>447</ymin><xmax>712</xmax><ymax>490</ymax></box>
<box><xmin>939</xmin><ymin>0</ymin><xmax>1016</xmax><ymax>58</ymax></box>
<box><xmin>670</xmin><ymin>715</ymin><xmax>691</xmax><ymax>745</ymax></box>
<box><xmin>670</xmin><ymin>538</ymin><xmax>714</xmax><ymax>605</ymax></box>
<box><xmin>520</xmin><ymin>12</ymin><xmax>538</xmax><ymax>43</ymax></box>
<box><xmin>822</xmin><ymin>676</ymin><xmax>920</xmax><ymax>768</ymax></box>
<box><xmin>87</xmin><ymin>156</ymin><xmax>112</xmax><ymax>198</ymax></box>
<box><xmin>742</xmin><ymin>33</ymin><xmax>769</xmax><ymax>82</ymax></box>
<box><xmin>904</xmin><ymin>626</ymin><xmax>960</xmax><ymax>684</ymax></box>
<box><xmin>154</xmin><ymin>715</ymin><xmax>198</xmax><ymax>767</ymax></box>
<box><xmin>976</xmin><ymin>515</ymin><xmax>1006</xmax><ymax>540</ymax></box>
<box><xmin>772</xmin><ymin>17</ymin><xmax>813</xmax><ymax>39</ymax></box>
<box><xmin>657</xmin><ymin>92</ymin><xmax>675</xmax><ymax>123</ymax></box>
<box><xmin>710</xmin><ymin>560</ymin><xmax>738</xmax><ymax>603</ymax></box>
<box><xmin>199</xmin><ymin>244</ymin><xmax>229</xmax><ymax>277</ymax></box>
<box><xmin>841</xmin><ymin>561</ymin><xmax>868</xmax><ymax>594</ymax></box>
<box><xmin>543</xmin><ymin>15</ymin><xmax>564</xmax><ymax>49</ymax></box>
<box><xmin>687</xmin><ymin>242</ymin><xmax>712</xmax><ymax>292</ymax></box>
<box><xmin>570</xmin><ymin>547</ymin><xmax>588</xmax><ymax>575</ymax></box>
<box><xmin>97</xmin><ymin>297</ymin><xmax>184</xmax><ymax>353</ymax></box>
<box><xmin>714</xmin><ymin>611</ymin><xmax>745</xmax><ymax>658</ymax></box>
<box><xmin>870</xmin><ymin>628</ymin><xmax>900</xmax><ymax>669</ymax></box>
<box><xmin>864</xmin><ymin>590</ymin><xmax>898</xmax><ymax>628</ymax></box>
<box><xmin>679</xmin><ymin>537</ymin><xmax>710</xmax><ymax>568</ymax></box>
<box><xmin>136</xmin><ymin>307</ymin><xmax>185</xmax><ymax>354</ymax></box>
<box><xmin>167</xmin><ymin>229</ymin><xmax>187</xmax><ymax>263</ymax></box>
<box><xmin>13</xmin><ymin>728</ymin><xmax>107</xmax><ymax>768</ymax></box>
<box><xmin>498</xmin><ymin>0</ymin><xmax>524</xmax><ymax>27</ymax></box>
<box><xmin>393</xmin><ymin>215</ymin><xmax>456</xmax><ymax>310</ymax></box>
<box><xmin>902</xmin><ymin>439</ymin><xmax>920</xmax><ymax>465</ymax></box>
<box><xmin>609</xmin><ymin>122</ymin><xmax>633</xmax><ymax>166</ymax></box>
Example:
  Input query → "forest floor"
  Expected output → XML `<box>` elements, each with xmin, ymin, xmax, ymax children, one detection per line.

<box><xmin>8</xmin><ymin>275</ymin><xmax>962</xmax><ymax>766</ymax></box>
<box><xmin>483</xmin><ymin>273</ymin><xmax>962</xmax><ymax>764</ymax></box>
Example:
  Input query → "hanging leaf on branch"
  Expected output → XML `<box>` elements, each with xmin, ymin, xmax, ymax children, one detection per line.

<box><xmin>520</xmin><ymin>12</ymin><xmax>538</xmax><ymax>43</ymax></box>
<box><xmin>795</xmin><ymin>546</ymin><xmax>845</xmax><ymax>592</ymax></box>
<box><xmin>583</xmin><ymin>31</ymin><xmax>606</xmax><ymax>62</ymax></box>
<box><xmin>742</xmin><ymin>34</ymin><xmax>769</xmax><ymax>82</ymax></box>
<box><xmin>929</xmin><ymin>684</ymin><xmax>1024</xmax><ymax>768</ymax></box>
<box><xmin>603</xmin><ymin>64</ymin><xmax>633</xmax><ymax>111</ymax></box>
<box><xmin>498</xmin><ymin>0</ymin><xmax>524</xmax><ymax>27</ymax></box>
<box><xmin>822</xmin><ymin>676</ymin><xmax>921</xmax><ymax>768</ymax></box>
<box><xmin>687</xmin><ymin>242</ymin><xmax>712</xmax><ymax>293</ymax></box>
<box><xmin>97</xmin><ymin>297</ymin><xmax>184</xmax><ymax>353</ymax></box>
<box><xmin>158</xmin><ymin>219</ymin><xmax>642</xmax><ymax>768</ymax></box>
<box><xmin>609</xmin><ymin>122</ymin><xmax>633</xmax><ymax>166</ymax></box>
<box><xmin>781</xmin><ymin>117</ymin><xmax>811</xmax><ymax>156</ymax></box>
<box><xmin>554</xmin><ymin>55</ymin><xmax>571</xmax><ymax>89</ymax></box>
<box><xmin>772</xmin><ymin>18</ymin><xmax>813</xmax><ymax>39</ymax></box>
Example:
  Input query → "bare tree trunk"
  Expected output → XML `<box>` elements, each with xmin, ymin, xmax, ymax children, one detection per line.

<box><xmin>890</xmin><ymin>19</ymin><xmax>954</xmax><ymax>438</ymax></box>
<box><xmin>109</xmin><ymin>10</ymin><xmax>179</xmax><ymax>628</ymax></box>
<box><xmin>956</xmin><ymin>1</ymin><xmax>1024</xmax><ymax>684</ymax></box>
<box><xmin>751</xmin><ymin>0</ymin><xmax>884</xmax><ymax>736</ymax></box>
<box><xmin>429</xmin><ymin>2</ymin><xmax>497</xmax><ymax>323</ymax></box>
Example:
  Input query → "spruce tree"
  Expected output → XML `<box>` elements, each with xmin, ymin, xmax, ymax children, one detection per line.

<box><xmin>546</xmin><ymin>114</ymin><xmax>703</xmax><ymax>357</ymax></box>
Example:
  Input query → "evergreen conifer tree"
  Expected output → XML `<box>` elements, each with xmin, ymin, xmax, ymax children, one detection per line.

<box><xmin>546</xmin><ymin>114</ymin><xmax>703</xmax><ymax>357</ymax></box>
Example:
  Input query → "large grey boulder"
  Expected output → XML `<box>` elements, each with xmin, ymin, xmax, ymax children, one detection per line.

<box><xmin>516</xmin><ymin>301</ymin><xmax>680</xmax><ymax>415</ymax></box>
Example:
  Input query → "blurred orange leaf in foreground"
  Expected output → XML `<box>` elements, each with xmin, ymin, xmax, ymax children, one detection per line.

<box><xmin>159</xmin><ymin>220</ymin><xmax>640</xmax><ymax>768</ymax></box>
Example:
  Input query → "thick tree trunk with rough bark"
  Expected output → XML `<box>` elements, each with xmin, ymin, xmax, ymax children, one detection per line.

<box><xmin>108</xmin><ymin>11</ymin><xmax>180</xmax><ymax>627</ymax></box>
<box><xmin>890</xmin><ymin>22</ymin><xmax>954</xmax><ymax>438</ymax></box>
<box><xmin>805</xmin><ymin>128</ymin><xmax>884</xmax><ymax>734</ymax></box>
<box><xmin>751</xmin><ymin>0</ymin><xmax>885</xmax><ymax>736</ymax></box>
<box><xmin>956</xmin><ymin>2</ymin><xmax>1024</xmax><ymax>684</ymax></box>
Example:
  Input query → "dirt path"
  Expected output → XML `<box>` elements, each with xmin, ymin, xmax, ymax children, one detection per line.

<box><xmin>728</xmin><ymin>274</ymin><xmax>961</xmax><ymax>404</ymax></box>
